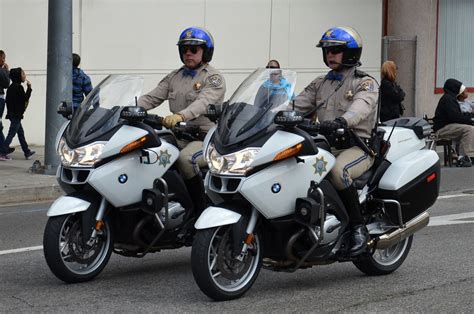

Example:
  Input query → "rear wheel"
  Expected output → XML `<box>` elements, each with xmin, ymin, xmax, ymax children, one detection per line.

<box><xmin>353</xmin><ymin>235</ymin><xmax>413</xmax><ymax>275</ymax></box>
<box><xmin>43</xmin><ymin>213</ymin><xmax>113</xmax><ymax>283</ymax></box>
<box><xmin>191</xmin><ymin>225</ymin><xmax>262</xmax><ymax>301</ymax></box>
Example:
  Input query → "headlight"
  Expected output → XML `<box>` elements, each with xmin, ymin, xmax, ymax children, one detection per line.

<box><xmin>205</xmin><ymin>144</ymin><xmax>260</xmax><ymax>175</ymax></box>
<box><xmin>57</xmin><ymin>138</ymin><xmax>106</xmax><ymax>167</ymax></box>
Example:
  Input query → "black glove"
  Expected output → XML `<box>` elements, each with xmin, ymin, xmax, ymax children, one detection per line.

<box><xmin>319</xmin><ymin>117</ymin><xmax>347</xmax><ymax>135</ymax></box>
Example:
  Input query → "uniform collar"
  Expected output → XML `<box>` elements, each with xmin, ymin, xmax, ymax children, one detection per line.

<box><xmin>327</xmin><ymin>66</ymin><xmax>355</xmax><ymax>80</ymax></box>
<box><xmin>180</xmin><ymin>63</ymin><xmax>208</xmax><ymax>76</ymax></box>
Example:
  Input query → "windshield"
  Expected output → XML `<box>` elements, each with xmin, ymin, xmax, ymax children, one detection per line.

<box><xmin>66</xmin><ymin>75</ymin><xmax>144</xmax><ymax>147</ymax></box>
<box><xmin>216</xmin><ymin>68</ymin><xmax>296</xmax><ymax>148</ymax></box>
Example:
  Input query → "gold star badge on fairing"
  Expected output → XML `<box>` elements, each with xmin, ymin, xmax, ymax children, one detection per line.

<box><xmin>313</xmin><ymin>156</ymin><xmax>328</xmax><ymax>176</ymax></box>
<box><xmin>158</xmin><ymin>150</ymin><xmax>172</xmax><ymax>167</ymax></box>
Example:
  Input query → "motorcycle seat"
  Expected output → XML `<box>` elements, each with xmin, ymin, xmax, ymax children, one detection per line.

<box><xmin>353</xmin><ymin>169</ymin><xmax>373</xmax><ymax>189</ymax></box>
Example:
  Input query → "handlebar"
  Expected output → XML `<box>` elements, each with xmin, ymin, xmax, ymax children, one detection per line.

<box><xmin>143</xmin><ymin>114</ymin><xmax>163</xmax><ymax>130</ymax></box>
<box><xmin>297</xmin><ymin>118</ymin><xmax>320</xmax><ymax>135</ymax></box>
<box><xmin>296</xmin><ymin>118</ymin><xmax>375</xmax><ymax>157</ymax></box>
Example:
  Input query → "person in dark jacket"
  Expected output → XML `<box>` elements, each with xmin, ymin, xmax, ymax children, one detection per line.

<box><xmin>0</xmin><ymin>50</ymin><xmax>15</xmax><ymax>159</ymax></box>
<box><xmin>433</xmin><ymin>78</ymin><xmax>473</xmax><ymax>167</ymax></box>
<box><xmin>380</xmin><ymin>60</ymin><xmax>405</xmax><ymax>122</ymax></box>
<box><xmin>0</xmin><ymin>67</ymin><xmax>35</xmax><ymax>160</ymax></box>
<box><xmin>72</xmin><ymin>53</ymin><xmax>93</xmax><ymax>108</ymax></box>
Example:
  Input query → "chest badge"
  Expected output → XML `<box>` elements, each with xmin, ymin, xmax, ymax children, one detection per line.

<box><xmin>193</xmin><ymin>82</ymin><xmax>202</xmax><ymax>91</ymax></box>
<box><xmin>345</xmin><ymin>90</ymin><xmax>354</xmax><ymax>101</ymax></box>
<box><xmin>313</xmin><ymin>156</ymin><xmax>328</xmax><ymax>176</ymax></box>
<box><xmin>158</xmin><ymin>150</ymin><xmax>172</xmax><ymax>167</ymax></box>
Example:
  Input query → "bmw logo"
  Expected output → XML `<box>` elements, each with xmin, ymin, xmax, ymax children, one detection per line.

<box><xmin>118</xmin><ymin>174</ymin><xmax>128</xmax><ymax>184</ymax></box>
<box><xmin>271</xmin><ymin>183</ymin><xmax>281</xmax><ymax>193</ymax></box>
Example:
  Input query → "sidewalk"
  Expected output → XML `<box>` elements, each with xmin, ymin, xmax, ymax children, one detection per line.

<box><xmin>0</xmin><ymin>145</ymin><xmax>62</xmax><ymax>206</ymax></box>
<box><xmin>0</xmin><ymin>145</ymin><xmax>472</xmax><ymax>206</ymax></box>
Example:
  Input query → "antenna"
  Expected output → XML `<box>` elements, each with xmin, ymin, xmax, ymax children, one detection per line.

<box><xmin>292</xmin><ymin>99</ymin><xmax>295</xmax><ymax>111</ymax></box>
<box><xmin>386</xmin><ymin>121</ymin><xmax>397</xmax><ymax>143</ymax></box>
<box><xmin>135</xmin><ymin>96</ymin><xmax>138</xmax><ymax>107</ymax></box>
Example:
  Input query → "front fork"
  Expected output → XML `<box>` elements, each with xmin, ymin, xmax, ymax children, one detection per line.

<box><xmin>234</xmin><ymin>207</ymin><xmax>259</xmax><ymax>262</ymax></box>
<box><xmin>84</xmin><ymin>197</ymin><xmax>108</xmax><ymax>245</ymax></box>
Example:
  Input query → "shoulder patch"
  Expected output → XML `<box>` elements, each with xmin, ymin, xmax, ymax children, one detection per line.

<box><xmin>359</xmin><ymin>79</ymin><xmax>377</xmax><ymax>92</ymax></box>
<box><xmin>207</xmin><ymin>74</ymin><xmax>223</xmax><ymax>88</ymax></box>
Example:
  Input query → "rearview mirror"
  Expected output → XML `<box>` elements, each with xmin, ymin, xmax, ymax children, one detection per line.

<box><xmin>205</xmin><ymin>103</ymin><xmax>224</xmax><ymax>122</ymax></box>
<box><xmin>274</xmin><ymin>110</ymin><xmax>303</xmax><ymax>127</ymax></box>
<box><xmin>120</xmin><ymin>106</ymin><xmax>147</xmax><ymax>122</ymax></box>
<box><xmin>57</xmin><ymin>101</ymin><xmax>73</xmax><ymax>119</ymax></box>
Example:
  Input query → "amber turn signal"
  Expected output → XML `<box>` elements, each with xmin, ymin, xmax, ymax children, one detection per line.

<box><xmin>273</xmin><ymin>143</ymin><xmax>303</xmax><ymax>161</ymax></box>
<box><xmin>120</xmin><ymin>136</ymin><xmax>147</xmax><ymax>154</ymax></box>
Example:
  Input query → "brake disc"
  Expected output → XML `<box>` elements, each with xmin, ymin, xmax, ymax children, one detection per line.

<box><xmin>216</xmin><ymin>228</ymin><xmax>252</xmax><ymax>281</ymax></box>
<box><xmin>66</xmin><ymin>220</ymin><xmax>101</xmax><ymax>264</ymax></box>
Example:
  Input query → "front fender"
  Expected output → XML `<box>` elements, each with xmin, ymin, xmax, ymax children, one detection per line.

<box><xmin>47</xmin><ymin>196</ymin><xmax>91</xmax><ymax>217</ymax></box>
<box><xmin>195</xmin><ymin>206</ymin><xmax>242</xmax><ymax>230</ymax></box>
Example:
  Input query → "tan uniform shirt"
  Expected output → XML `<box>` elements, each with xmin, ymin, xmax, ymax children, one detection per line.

<box><xmin>138</xmin><ymin>63</ymin><xmax>226</xmax><ymax>131</ymax></box>
<box><xmin>295</xmin><ymin>67</ymin><xmax>378</xmax><ymax>138</ymax></box>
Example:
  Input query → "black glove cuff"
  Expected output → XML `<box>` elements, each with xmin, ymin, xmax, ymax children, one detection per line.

<box><xmin>335</xmin><ymin>117</ymin><xmax>347</xmax><ymax>128</ymax></box>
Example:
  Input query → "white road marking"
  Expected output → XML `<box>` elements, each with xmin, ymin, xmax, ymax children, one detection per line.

<box><xmin>429</xmin><ymin>212</ymin><xmax>474</xmax><ymax>226</ymax></box>
<box><xmin>0</xmin><ymin>245</ymin><xmax>43</xmax><ymax>255</ymax></box>
<box><xmin>1</xmin><ymin>211</ymin><xmax>473</xmax><ymax>256</ymax></box>
<box><xmin>437</xmin><ymin>194</ymin><xmax>473</xmax><ymax>199</ymax></box>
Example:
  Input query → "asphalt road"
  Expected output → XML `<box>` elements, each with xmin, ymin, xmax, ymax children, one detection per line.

<box><xmin>0</xmin><ymin>185</ymin><xmax>473</xmax><ymax>311</ymax></box>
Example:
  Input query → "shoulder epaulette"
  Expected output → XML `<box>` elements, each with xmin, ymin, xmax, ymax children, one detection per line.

<box><xmin>354</xmin><ymin>69</ymin><xmax>369</xmax><ymax>78</ymax></box>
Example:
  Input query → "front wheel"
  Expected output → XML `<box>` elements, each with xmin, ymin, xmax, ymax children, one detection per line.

<box><xmin>191</xmin><ymin>225</ymin><xmax>262</xmax><ymax>301</ymax></box>
<box><xmin>43</xmin><ymin>213</ymin><xmax>113</xmax><ymax>283</ymax></box>
<box><xmin>353</xmin><ymin>235</ymin><xmax>413</xmax><ymax>276</ymax></box>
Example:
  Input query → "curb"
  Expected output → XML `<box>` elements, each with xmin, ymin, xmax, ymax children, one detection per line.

<box><xmin>0</xmin><ymin>184</ymin><xmax>64</xmax><ymax>205</ymax></box>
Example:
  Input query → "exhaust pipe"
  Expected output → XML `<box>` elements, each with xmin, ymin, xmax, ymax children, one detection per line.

<box><xmin>374</xmin><ymin>212</ymin><xmax>430</xmax><ymax>249</ymax></box>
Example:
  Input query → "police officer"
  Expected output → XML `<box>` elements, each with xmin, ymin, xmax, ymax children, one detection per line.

<box><xmin>138</xmin><ymin>27</ymin><xmax>226</xmax><ymax>213</ymax></box>
<box><xmin>294</xmin><ymin>26</ymin><xmax>378</xmax><ymax>256</ymax></box>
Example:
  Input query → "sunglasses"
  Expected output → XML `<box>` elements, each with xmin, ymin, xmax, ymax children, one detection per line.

<box><xmin>325</xmin><ymin>46</ymin><xmax>345</xmax><ymax>54</ymax></box>
<box><xmin>182</xmin><ymin>46</ymin><xmax>199</xmax><ymax>54</ymax></box>
<box><xmin>266</xmin><ymin>65</ymin><xmax>279</xmax><ymax>69</ymax></box>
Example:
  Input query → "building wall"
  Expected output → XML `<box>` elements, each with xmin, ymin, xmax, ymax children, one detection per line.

<box><xmin>386</xmin><ymin>0</ymin><xmax>440</xmax><ymax>118</ymax></box>
<box><xmin>1</xmin><ymin>0</ymin><xmax>382</xmax><ymax>146</ymax></box>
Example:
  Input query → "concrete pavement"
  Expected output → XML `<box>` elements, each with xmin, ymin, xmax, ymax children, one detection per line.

<box><xmin>0</xmin><ymin>145</ymin><xmax>62</xmax><ymax>205</ymax></box>
<box><xmin>0</xmin><ymin>145</ymin><xmax>472</xmax><ymax>206</ymax></box>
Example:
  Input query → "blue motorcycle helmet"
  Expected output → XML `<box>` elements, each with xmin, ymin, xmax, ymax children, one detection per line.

<box><xmin>317</xmin><ymin>26</ymin><xmax>363</xmax><ymax>67</ymax></box>
<box><xmin>177</xmin><ymin>27</ymin><xmax>215</xmax><ymax>63</ymax></box>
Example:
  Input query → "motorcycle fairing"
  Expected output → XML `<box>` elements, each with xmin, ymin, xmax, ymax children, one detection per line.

<box><xmin>250</xmin><ymin>130</ymin><xmax>305</xmax><ymax>167</ymax></box>
<box><xmin>239</xmin><ymin>149</ymin><xmax>335</xmax><ymax>219</ymax></box>
<box><xmin>47</xmin><ymin>196</ymin><xmax>91</xmax><ymax>217</ymax></box>
<box><xmin>100</xmin><ymin>125</ymin><xmax>149</xmax><ymax>159</ymax></box>
<box><xmin>88</xmin><ymin>141</ymin><xmax>179</xmax><ymax>207</ymax></box>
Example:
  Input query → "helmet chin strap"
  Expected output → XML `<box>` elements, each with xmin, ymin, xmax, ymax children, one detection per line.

<box><xmin>330</xmin><ymin>60</ymin><xmax>361</xmax><ymax>68</ymax></box>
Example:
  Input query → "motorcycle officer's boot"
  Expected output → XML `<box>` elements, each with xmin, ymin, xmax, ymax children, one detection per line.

<box><xmin>185</xmin><ymin>175</ymin><xmax>207</xmax><ymax>216</ymax></box>
<box><xmin>338</xmin><ymin>185</ymin><xmax>369</xmax><ymax>257</ymax></box>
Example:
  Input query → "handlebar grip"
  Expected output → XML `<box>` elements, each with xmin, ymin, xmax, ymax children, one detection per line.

<box><xmin>144</xmin><ymin>114</ymin><xmax>163</xmax><ymax>129</ymax></box>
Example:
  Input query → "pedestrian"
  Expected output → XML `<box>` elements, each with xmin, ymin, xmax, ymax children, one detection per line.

<box><xmin>380</xmin><ymin>60</ymin><xmax>406</xmax><ymax>122</ymax></box>
<box><xmin>72</xmin><ymin>53</ymin><xmax>93</xmax><ymax>109</ymax></box>
<box><xmin>294</xmin><ymin>26</ymin><xmax>378</xmax><ymax>256</ymax></box>
<box><xmin>433</xmin><ymin>79</ymin><xmax>474</xmax><ymax>167</ymax></box>
<box><xmin>0</xmin><ymin>50</ymin><xmax>15</xmax><ymax>157</ymax></box>
<box><xmin>0</xmin><ymin>67</ymin><xmax>35</xmax><ymax>160</ymax></box>
<box><xmin>138</xmin><ymin>27</ymin><xmax>226</xmax><ymax>213</ymax></box>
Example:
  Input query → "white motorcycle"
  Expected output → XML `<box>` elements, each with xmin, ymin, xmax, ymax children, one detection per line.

<box><xmin>43</xmin><ymin>75</ymin><xmax>206</xmax><ymax>283</ymax></box>
<box><xmin>191</xmin><ymin>69</ymin><xmax>440</xmax><ymax>300</ymax></box>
